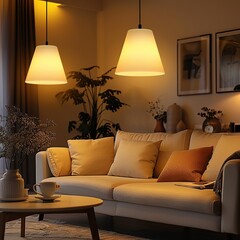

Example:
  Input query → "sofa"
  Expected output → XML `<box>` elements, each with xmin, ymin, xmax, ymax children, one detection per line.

<box><xmin>35</xmin><ymin>129</ymin><xmax>240</xmax><ymax>236</ymax></box>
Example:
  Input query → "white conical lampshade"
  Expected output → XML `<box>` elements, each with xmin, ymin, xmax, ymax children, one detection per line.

<box><xmin>25</xmin><ymin>45</ymin><xmax>67</xmax><ymax>85</ymax></box>
<box><xmin>115</xmin><ymin>29</ymin><xmax>165</xmax><ymax>77</ymax></box>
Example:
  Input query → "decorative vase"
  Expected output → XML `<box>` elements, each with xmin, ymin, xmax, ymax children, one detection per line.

<box><xmin>202</xmin><ymin>118</ymin><xmax>221</xmax><ymax>133</ymax></box>
<box><xmin>154</xmin><ymin>119</ymin><xmax>166</xmax><ymax>132</ymax></box>
<box><xmin>0</xmin><ymin>169</ymin><xmax>26</xmax><ymax>201</ymax></box>
<box><xmin>166</xmin><ymin>103</ymin><xmax>186</xmax><ymax>133</ymax></box>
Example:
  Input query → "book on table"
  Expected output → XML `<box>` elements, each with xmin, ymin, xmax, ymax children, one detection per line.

<box><xmin>175</xmin><ymin>181</ymin><xmax>215</xmax><ymax>190</ymax></box>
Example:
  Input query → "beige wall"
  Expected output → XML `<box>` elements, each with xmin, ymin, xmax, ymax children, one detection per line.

<box><xmin>35</xmin><ymin>0</ymin><xmax>240</xmax><ymax>146</ymax></box>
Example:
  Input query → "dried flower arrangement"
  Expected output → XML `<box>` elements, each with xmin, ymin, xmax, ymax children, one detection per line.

<box><xmin>197</xmin><ymin>107</ymin><xmax>223</xmax><ymax>119</ymax></box>
<box><xmin>0</xmin><ymin>106</ymin><xmax>55</xmax><ymax>169</ymax></box>
<box><xmin>147</xmin><ymin>98</ymin><xmax>167</xmax><ymax>122</ymax></box>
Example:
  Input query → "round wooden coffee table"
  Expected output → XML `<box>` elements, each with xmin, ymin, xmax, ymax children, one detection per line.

<box><xmin>0</xmin><ymin>195</ymin><xmax>103</xmax><ymax>240</ymax></box>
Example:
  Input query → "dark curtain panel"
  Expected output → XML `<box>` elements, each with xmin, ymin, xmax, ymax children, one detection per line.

<box><xmin>6</xmin><ymin>0</ymin><xmax>38</xmax><ymax>188</ymax></box>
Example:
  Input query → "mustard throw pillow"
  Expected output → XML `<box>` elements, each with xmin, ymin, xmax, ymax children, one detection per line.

<box><xmin>47</xmin><ymin>147</ymin><xmax>72</xmax><ymax>177</ymax></box>
<box><xmin>157</xmin><ymin>146</ymin><xmax>213</xmax><ymax>182</ymax></box>
<box><xmin>108</xmin><ymin>140</ymin><xmax>161</xmax><ymax>179</ymax></box>
<box><xmin>68</xmin><ymin>137</ymin><xmax>114</xmax><ymax>175</ymax></box>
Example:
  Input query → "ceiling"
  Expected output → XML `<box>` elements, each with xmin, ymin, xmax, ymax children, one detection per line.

<box><xmin>48</xmin><ymin>0</ymin><xmax>102</xmax><ymax>11</ymax></box>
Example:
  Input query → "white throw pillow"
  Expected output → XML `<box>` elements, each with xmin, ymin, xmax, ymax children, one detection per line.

<box><xmin>68</xmin><ymin>137</ymin><xmax>114</xmax><ymax>175</ymax></box>
<box><xmin>108</xmin><ymin>140</ymin><xmax>161</xmax><ymax>179</ymax></box>
<box><xmin>202</xmin><ymin>135</ymin><xmax>240</xmax><ymax>181</ymax></box>
<box><xmin>47</xmin><ymin>147</ymin><xmax>72</xmax><ymax>177</ymax></box>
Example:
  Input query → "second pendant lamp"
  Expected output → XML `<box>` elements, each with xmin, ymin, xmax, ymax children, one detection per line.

<box><xmin>115</xmin><ymin>0</ymin><xmax>165</xmax><ymax>77</ymax></box>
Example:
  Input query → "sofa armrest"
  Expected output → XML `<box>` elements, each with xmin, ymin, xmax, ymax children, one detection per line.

<box><xmin>221</xmin><ymin>159</ymin><xmax>240</xmax><ymax>234</ymax></box>
<box><xmin>35</xmin><ymin>151</ymin><xmax>53</xmax><ymax>183</ymax></box>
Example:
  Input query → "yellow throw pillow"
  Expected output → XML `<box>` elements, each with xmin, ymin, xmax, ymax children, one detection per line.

<box><xmin>47</xmin><ymin>147</ymin><xmax>72</xmax><ymax>177</ymax></box>
<box><xmin>108</xmin><ymin>140</ymin><xmax>161</xmax><ymax>179</ymax></box>
<box><xmin>68</xmin><ymin>137</ymin><xmax>114</xmax><ymax>175</ymax></box>
<box><xmin>202</xmin><ymin>135</ymin><xmax>240</xmax><ymax>181</ymax></box>
<box><xmin>157</xmin><ymin>146</ymin><xmax>213</xmax><ymax>182</ymax></box>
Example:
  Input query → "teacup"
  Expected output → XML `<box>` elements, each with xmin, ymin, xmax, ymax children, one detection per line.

<box><xmin>33</xmin><ymin>182</ymin><xmax>60</xmax><ymax>198</ymax></box>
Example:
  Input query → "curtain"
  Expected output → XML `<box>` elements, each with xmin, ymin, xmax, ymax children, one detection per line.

<box><xmin>5</xmin><ymin>0</ymin><xmax>38</xmax><ymax>187</ymax></box>
<box><xmin>7</xmin><ymin>0</ymin><xmax>38</xmax><ymax>116</ymax></box>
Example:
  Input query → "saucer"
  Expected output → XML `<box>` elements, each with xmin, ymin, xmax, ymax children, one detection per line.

<box><xmin>35</xmin><ymin>194</ymin><xmax>61</xmax><ymax>202</ymax></box>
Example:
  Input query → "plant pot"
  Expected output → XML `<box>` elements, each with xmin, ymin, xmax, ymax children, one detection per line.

<box><xmin>154</xmin><ymin>119</ymin><xmax>166</xmax><ymax>132</ymax></box>
<box><xmin>202</xmin><ymin>118</ymin><xmax>221</xmax><ymax>133</ymax></box>
<box><xmin>0</xmin><ymin>169</ymin><xmax>27</xmax><ymax>201</ymax></box>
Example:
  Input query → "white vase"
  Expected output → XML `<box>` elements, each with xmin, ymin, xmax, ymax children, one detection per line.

<box><xmin>0</xmin><ymin>169</ymin><xmax>25</xmax><ymax>200</ymax></box>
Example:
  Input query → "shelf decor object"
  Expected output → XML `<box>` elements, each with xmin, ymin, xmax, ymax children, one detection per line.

<box><xmin>115</xmin><ymin>0</ymin><xmax>165</xmax><ymax>77</ymax></box>
<box><xmin>177</xmin><ymin>34</ymin><xmax>211</xmax><ymax>96</ymax></box>
<box><xmin>25</xmin><ymin>0</ymin><xmax>67</xmax><ymax>85</ymax></box>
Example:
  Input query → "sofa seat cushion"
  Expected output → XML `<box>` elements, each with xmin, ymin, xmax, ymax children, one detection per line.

<box><xmin>42</xmin><ymin>176</ymin><xmax>156</xmax><ymax>200</ymax></box>
<box><xmin>113</xmin><ymin>182</ymin><xmax>220</xmax><ymax>215</ymax></box>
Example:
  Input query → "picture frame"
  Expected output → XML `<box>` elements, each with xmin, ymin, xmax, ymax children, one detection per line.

<box><xmin>216</xmin><ymin>29</ymin><xmax>240</xmax><ymax>93</ymax></box>
<box><xmin>177</xmin><ymin>34</ymin><xmax>211</xmax><ymax>96</ymax></box>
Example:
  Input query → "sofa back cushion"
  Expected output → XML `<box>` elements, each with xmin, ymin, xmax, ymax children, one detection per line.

<box><xmin>189</xmin><ymin>130</ymin><xmax>222</xmax><ymax>150</ymax></box>
<box><xmin>108</xmin><ymin>140</ymin><xmax>161</xmax><ymax>178</ymax></box>
<box><xmin>202</xmin><ymin>135</ymin><xmax>240</xmax><ymax>181</ymax></box>
<box><xmin>47</xmin><ymin>147</ymin><xmax>72</xmax><ymax>177</ymax></box>
<box><xmin>68</xmin><ymin>137</ymin><xmax>114</xmax><ymax>175</ymax></box>
<box><xmin>115</xmin><ymin>130</ymin><xmax>192</xmax><ymax>177</ymax></box>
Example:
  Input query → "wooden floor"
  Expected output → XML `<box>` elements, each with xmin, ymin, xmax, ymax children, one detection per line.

<box><xmin>43</xmin><ymin>213</ymin><xmax>236</xmax><ymax>240</ymax></box>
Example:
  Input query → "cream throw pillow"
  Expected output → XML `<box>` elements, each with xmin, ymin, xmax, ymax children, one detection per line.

<box><xmin>202</xmin><ymin>135</ymin><xmax>240</xmax><ymax>181</ymax></box>
<box><xmin>68</xmin><ymin>137</ymin><xmax>114</xmax><ymax>175</ymax></box>
<box><xmin>108</xmin><ymin>140</ymin><xmax>161</xmax><ymax>179</ymax></box>
<box><xmin>114</xmin><ymin>130</ymin><xmax>192</xmax><ymax>178</ymax></box>
<box><xmin>47</xmin><ymin>147</ymin><xmax>71</xmax><ymax>177</ymax></box>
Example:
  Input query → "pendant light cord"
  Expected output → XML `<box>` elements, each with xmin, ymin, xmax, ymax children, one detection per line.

<box><xmin>138</xmin><ymin>0</ymin><xmax>142</xmax><ymax>29</ymax></box>
<box><xmin>45</xmin><ymin>0</ymin><xmax>48</xmax><ymax>45</ymax></box>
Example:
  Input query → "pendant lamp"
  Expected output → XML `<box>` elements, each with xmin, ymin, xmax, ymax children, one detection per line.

<box><xmin>115</xmin><ymin>0</ymin><xmax>165</xmax><ymax>77</ymax></box>
<box><xmin>25</xmin><ymin>0</ymin><xmax>67</xmax><ymax>85</ymax></box>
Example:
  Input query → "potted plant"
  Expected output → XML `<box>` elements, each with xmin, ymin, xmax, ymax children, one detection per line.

<box><xmin>197</xmin><ymin>107</ymin><xmax>223</xmax><ymax>133</ymax></box>
<box><xmin>56</xmin><ymin>66</ymin><xmax>128</xmax><ymax>139</ymax></box>
<box><xmin>147</xmin><ymin>98</ymin><xmax>167</xmax><ymax>132</ymax></box>
<box><xmin>0</xmin><ymin>105</ymin><xmax>55</xmax><ymax>200</ymax></box>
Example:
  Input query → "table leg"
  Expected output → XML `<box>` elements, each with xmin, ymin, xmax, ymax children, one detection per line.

<box><xmin>0</xmin><ymin>213</ymin><xmax>6</xmax><ymax>240</ymax></box>
<box><xmin>87</xmin><ymin>208</ymin><xmax>100</xmax><ymax>240</ymax></box>
<box><xmin>21</xmin><ymin>217</ymin><xmax>26</xmax><ymax>237</ymax></box>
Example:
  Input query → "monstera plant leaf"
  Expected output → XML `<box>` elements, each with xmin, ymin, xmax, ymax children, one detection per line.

<box><xmin>57</xmin><ymin>66</ymin><xmax>128</xmax><ymax>139</ymax></box>
<box><xmin>56</xmin><ymin>88</ymin><xmax>85</xmax><ymax>105</ymax></box>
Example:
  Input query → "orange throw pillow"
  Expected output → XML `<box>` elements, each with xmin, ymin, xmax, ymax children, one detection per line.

<box><xmin>157</xmin><ymin>146</ymin><xmax>213</xmax><ymax>182</ymax></box>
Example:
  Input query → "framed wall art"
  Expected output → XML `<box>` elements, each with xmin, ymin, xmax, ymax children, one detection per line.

<box><xmin>216</xmin><ymin>29</ymin><xmax>240</xmax><ymax>93</ymax></box>
<box><xmin>177</xmin><ymin>34</ymin><xmax>211</xmax><ymax>96</ymax></box>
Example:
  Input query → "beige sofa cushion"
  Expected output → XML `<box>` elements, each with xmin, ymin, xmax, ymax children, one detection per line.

<box><xmin>114</xmin><ymin>130</ymin><xmax>192</xmax><ymax>178</ymax></box>
<box><xmin>42</xmin><ymin>176</ymin><xmax>156</xmax><ymax>200</ymax></box>
<box><xmin>108</xmin><ymin>140</ymin><xmax>161</xmax><ymax>178</ymax></box>
<box><xmin>202</xmin><ymin>135</ymin><xmax>240</xmax><ymax>181</ymax></box>
<box><xmin>47</xmin><ymin>147</ymin><xmax>71</xmax><ymax>177</ymax></box>
<box><xmin>68</xmin><ymin>137</ymin><xmax>114</xmax><ymax>175</ymax></box>
<box><xmin>113</xmin><ymin>182</ymin><xmax>220</xmax><ymax>215</ymax></box>
<box><xmin>157</xmin><ymin>146</ymin><xmax>213</xmax><ymax>182</ymax></box>
<box><xmin>189</xmin><ymin>130</ymin><xmax>222</xmax><ymax>149</ymax></box>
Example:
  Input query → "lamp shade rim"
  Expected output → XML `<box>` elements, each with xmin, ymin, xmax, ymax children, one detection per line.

<box><xmin>115</xmin><ymin>71</ymin><xmax>165</xmax><ymax>77</ymax></box>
